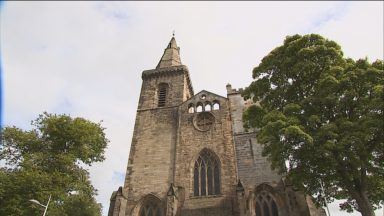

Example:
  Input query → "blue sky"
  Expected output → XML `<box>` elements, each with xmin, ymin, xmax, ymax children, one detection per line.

<box><xmin>309</xmin><ymin>2</ymin><xmax>350</xmax><ymax>30</ymax></box>
<box><xmin>1</xmin><ymin>2</ymin><xmax>383</xmax><ymax>216</ymax></box>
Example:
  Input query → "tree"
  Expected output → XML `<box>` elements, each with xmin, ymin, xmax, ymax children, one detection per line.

<box><xmin>0</xmin><ymin>112</ymin><xmax>108</xmax><ymax>216</ymax></box>
<box><xmin>243</xmin><ymin>34</ymin><xmax>383</xmax><ymax>216</ymax></box>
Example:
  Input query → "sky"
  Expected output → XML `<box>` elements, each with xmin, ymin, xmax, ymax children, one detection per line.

<box><xmin>1</xmin><ymin>1</ymin><xmax>383</xmax><ymax>216</ymax></box>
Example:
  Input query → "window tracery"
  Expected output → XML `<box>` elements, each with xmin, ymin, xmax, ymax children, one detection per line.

<box><xmin>139</xmin><ymin>198</ymin><xmax>162</xmax><ymax>216</ymax></box>
<box><xmin>255</xmin><ymin>191</ymin><xmax>279</xmax><ymax>216</ymax></box>
<box><xmin>193</xmin><ymin>149</ymin><xmax>220</xmax><ymax>196</ymax></box>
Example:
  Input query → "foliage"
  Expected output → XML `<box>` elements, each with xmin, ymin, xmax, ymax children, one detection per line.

<box><xmin>0</xmin><ymin>112</ymin><xmax>108</xmax><ymax>216</ymax></box>
<box><xmin>243</xmin><ymin>34</ymin><xmax>383</xmax><ymax>216</ymax></box>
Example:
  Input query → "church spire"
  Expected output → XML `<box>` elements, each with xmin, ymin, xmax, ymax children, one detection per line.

<box><xmin>156</xmin><ymin>36</ymin><xmax>182</xmax><ymax>69</ymax></box>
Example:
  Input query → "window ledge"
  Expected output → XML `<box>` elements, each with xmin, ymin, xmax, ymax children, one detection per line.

<box><xmin>189</xmin><ymin>194</ymin><xmax>223</xmax><ymax>199</ymax></box>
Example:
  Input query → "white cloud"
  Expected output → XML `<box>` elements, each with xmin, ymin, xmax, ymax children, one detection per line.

<box><xmin>1</xmin><ymin>2</ymin><xmax>383</xmax><ymax>215</ymax></box>
<box><xmin>313</xmin><ymin>1</ymin><xmax>383</xmax><ymax>61</ymax></box>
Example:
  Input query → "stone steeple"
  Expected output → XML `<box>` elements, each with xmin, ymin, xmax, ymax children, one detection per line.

<box><xmin>156</xmin><ymin>37</ymin><xmax>182</xmax><ymax>69</ymax></box>
<box><xmin>109</xmin><ymin>35</ymin><xmax>326</xmax><ymax>216</ymax></box>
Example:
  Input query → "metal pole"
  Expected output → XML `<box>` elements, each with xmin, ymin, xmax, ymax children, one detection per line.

<box><xmin>42</xmin><ymin>195</ymin><xmax>51</xmax><ymax>216</ymax></box>
<box><xmin>319</xmin><ymin>179</ymin><xmax>331</xmax><ymax>216</ymax></box>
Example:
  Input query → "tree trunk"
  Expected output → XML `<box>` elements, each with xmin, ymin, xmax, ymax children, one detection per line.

<box><xmin>352</xmin><ymin>190</ymin><xmax>375</xmax><ymax>216</ymax></box>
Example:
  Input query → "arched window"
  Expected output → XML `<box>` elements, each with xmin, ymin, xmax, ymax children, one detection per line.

<box><xmin>188</xmin><ymin>104</ymin><xmax>195</xmax><ymax>113</ymax></box>
<box><xmin>193</xmin><ymin>149</ymin><xmax>220</xmax><ymax>196</ymax></box>
<box><xmin>196</xmin><ymin>102</ymin><xmax>203</xmax><ymax>113</ymax></box>
<box><xmin>212</xmin><ymin>101</ymin><xmax>220</xmax><ymax>110</ymax></box>
<box><xmin>255</xmin><ymin>191</ymin><xmax>278</xmax><ymax>216</ymax></box>
<box><xmin>158</xmin><ymin>83</ymin><xmax>168</xmax><ymax>107</ymax></box>
<box><xmin>139</xmin><ymin>196</ymin><xmax>163</xmax><ymax>216</ymax></box>
<box><xmin>205</xmin><ymin>103</ymin><xmax>212</xmax><ymax>111</ymax></box>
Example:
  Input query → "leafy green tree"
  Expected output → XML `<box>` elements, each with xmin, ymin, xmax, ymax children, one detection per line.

<box><xmin>243</xmin><ymin>34</ymin><xmax>383</xmax><ymax>216</ymax></box>
<box><xmin>0</xmin><ymin>112</ymin><xmax>108</xmax><ymax>216</ymax></box>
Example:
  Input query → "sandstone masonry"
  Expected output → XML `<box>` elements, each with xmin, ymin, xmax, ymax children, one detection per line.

<box><xmin>108</xmin><ymin>37</ymin><xmax>326</xmax><ymax>216</ymax></box>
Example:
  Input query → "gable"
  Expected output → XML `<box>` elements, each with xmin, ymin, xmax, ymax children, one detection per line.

<box><xmin>183</xmin><ymin>90</ymin><xmax>227</xmax><ymax>105</ymax></box>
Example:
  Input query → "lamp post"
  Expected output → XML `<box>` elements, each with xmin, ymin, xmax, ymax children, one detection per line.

<box><xmin>29</xmin><ymin>195</ymin><xmax>51</xmax><ymax>216</ymax></box>
<box><xmin>318</xmin><ymin>180</ymin><xmax>331</xmax><ymax>216</ymax></box>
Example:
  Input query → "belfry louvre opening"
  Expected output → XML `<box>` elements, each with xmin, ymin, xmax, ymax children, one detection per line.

<box><xmin>158</xmin><ymin>84</ymin><xmax>168</xmax><ymax>107</ymax></box>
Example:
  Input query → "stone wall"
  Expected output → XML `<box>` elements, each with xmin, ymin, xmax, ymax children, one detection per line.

<box><xmin>122</xmin><ymin>66</ymin><xmax>192</xmax><ymax>215</ymax></box>
<box><xmin>174</xmin><ymin>90</ymin><xmax>238</xmax><ymax>215</ymax></box>
<box><xmin>138</xmin><ymin>66</ymin><xmax>193</xmax><ymax>110</ymax></box>
<box><xmin>110</xmin><ymin>76</ymin><xmax>326</xmax><ymax>216</ymax></box>
<box><xmin>108</xmin><ymin>37</ymin><xmax>326</xmax><ymax>215</ymax></box>
<box><xmin>227</xmin><ymin>86</ymin><xmax>281</xmax><ymax>189</ymax></box>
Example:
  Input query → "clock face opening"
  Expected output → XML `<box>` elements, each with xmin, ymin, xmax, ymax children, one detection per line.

<box><xmin>193</xmin><ymin>112</ymin><xmax>215</xmax><ymax>132</ymax></box>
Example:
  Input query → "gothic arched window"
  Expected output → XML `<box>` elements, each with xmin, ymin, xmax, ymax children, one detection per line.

<box><xmin>255</xmin><ymin>191</ymin><xmax>279</xmax><ymax>216</ymax></box>
<box><xmin>193</xmin><ymin>149</ymin><xmax>220</xmax><ymax>196</ymax></box>
<box><xmin>212</xmin><ymin>101</ymin><xmax>220</xmax><ymax>110</ymax></box>
<box><xmin>205</xmin><ymin>103</ymin><xmax>212</xmax><ymax>111</ymax></box>
<box><xmin>196</xmin><ymin>102</ymin><xmax>203</xmax><ymax>112</ymax></box>
<box><xmin>157</xmin><ymin>83</ymin><xmax>168</xmax><ymax>107</ymax></box>
<box><xmin>139</xmin><ymin>197</ymin><xmax>163</xmax><ymax>216</ymax></box>
<box><xmin>188</xmin><ymin>103</ymin><xmax>195</xmax><ymax>113</ymax></box>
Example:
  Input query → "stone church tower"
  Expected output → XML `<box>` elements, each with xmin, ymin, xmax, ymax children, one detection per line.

<box><xmin>108</xmin><ymin>37</ymin><xmax>326</xmax><ymax>216</ymax></box>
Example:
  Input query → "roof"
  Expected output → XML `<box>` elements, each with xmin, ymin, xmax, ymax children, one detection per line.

<box><xmin>156</xmin><ymin>37</ymin><xmax>182</xmax><ymax>69</ymax></box>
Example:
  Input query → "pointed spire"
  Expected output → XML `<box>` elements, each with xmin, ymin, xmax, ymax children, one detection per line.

<box><xmin>156</xmin><ymin>36</ymin><xmax>182</xmax><ymax>69</ymax></box>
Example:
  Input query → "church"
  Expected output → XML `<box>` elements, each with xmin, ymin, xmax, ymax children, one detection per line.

<box><xmin>108</xmin><ymin>36</ymin><xmax>326</xmax><ymax>216</ymax></box>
